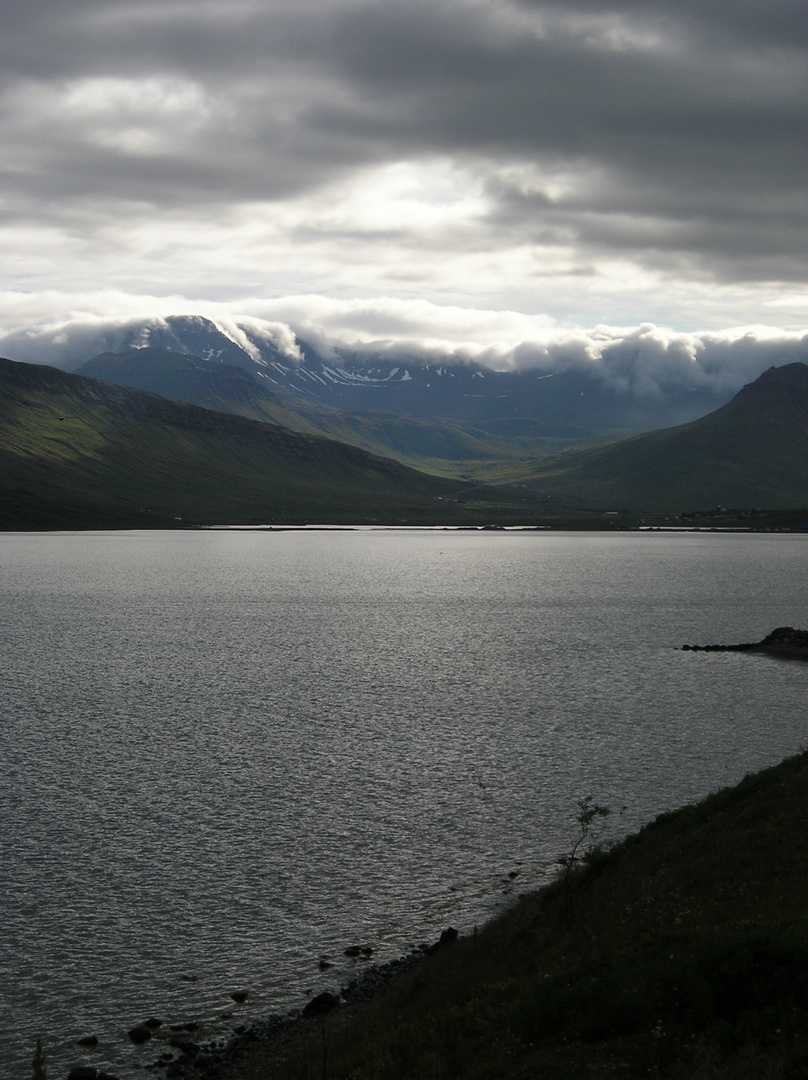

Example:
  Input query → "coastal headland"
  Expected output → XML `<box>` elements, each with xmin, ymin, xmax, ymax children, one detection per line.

<box><xmin>683</xmin><ymin>625</ymin><xmax>808</xmax><ymax>659</ymax></box>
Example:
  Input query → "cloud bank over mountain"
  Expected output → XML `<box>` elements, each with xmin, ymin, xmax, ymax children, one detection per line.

<box><xmin>2</xmin><ymin>297</ymin><xmax>806</xmax><ymax>404</ymax></box>
<box><xmin>0</xmin><ymin>0</ymin><xmax>807</xmax><ymax>334</ymax></box>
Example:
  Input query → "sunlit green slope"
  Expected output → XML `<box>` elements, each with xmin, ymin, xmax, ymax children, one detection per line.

<box><xmin>0</xmin><ymin>357</ymin><xmax>525</xmax><ymax>528</ymax></box>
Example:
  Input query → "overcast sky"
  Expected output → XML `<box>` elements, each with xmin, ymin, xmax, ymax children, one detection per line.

<box><xmin>1</xmin><ymin>0</ymin><xmax>807</xmax><ymax>365</ymax></box>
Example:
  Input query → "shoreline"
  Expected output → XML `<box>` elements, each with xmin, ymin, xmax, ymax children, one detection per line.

<box><xmin>681</xmin><ymin>624</ymin><xmax>808</xmax><ymax>660</ymax></box>
<box><xmin>146</xmin><ymin>746</ymin><xmax>808</xmax><ymax>1080</ymax></box>
<box><xmin>57</xmin><ymin>626</ymin><xmax>808</xmax><ymax>1080</ymax></box>
<box><xmin>112</xmin><ymin>940</ymin><xmax>448</xmax><ymax>1080</ymax></box>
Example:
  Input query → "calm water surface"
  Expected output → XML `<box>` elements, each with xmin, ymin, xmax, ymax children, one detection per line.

<box><xmin>1</xmin><ymin>528</ymin><xmax>807</xmax><ymax>1079</ymax></box>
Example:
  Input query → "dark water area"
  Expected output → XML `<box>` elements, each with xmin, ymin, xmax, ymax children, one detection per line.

<box><xmin>1</xmin><ymin>528</ymin><xmax>807</xmax><ymax>1079</ymax></box>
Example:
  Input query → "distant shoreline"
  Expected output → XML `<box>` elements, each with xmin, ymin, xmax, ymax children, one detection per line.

<box><xmin>682</xmin><ymin>625</ymin><xmax>808</xmax><ymax>660</ymax></box>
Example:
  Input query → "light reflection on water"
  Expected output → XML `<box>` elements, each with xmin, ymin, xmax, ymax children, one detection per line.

<box><xmin>1</xmin><ymin>528</ymin><xmax>807</xmax><ymax>1079</ymax></box>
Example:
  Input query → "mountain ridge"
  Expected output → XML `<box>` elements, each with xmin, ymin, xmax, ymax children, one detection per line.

<box><xmin>521</xmin><ymin>362</ymin><xmax>808</xmax><ymax>512</ymax></box>
<box><xmin>3</xmin><ymin>356</ymin><xmax>808</xmax><ymax>527</ymax></box>
<box><xmin>75</xmin><ymin>347</ymin><xmax>588</xmax><ymax>473</ymax></box>
<box><xmin>43</xmin><ymin>313</ymin><xmax>731</xmax><ymax>440</ymax></box>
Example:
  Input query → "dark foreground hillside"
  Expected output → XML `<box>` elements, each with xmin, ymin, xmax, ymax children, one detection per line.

<box><xmin>234</xmin><ymin>747</ymin><xmax>808</xmax><ymax>1079</ymax></box>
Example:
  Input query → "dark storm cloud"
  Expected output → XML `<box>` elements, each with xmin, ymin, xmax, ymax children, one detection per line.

<box><xmin>309</xmin><ymin>0</ymin><xmax>808</xmax><ymax>280</ymax></box>
<box><xmin>0</xmin><ymin>0</ymin><xmax>806</xmax><ymax>301</ymax></box>
<box><xmin>0</xmin><ymin>0</ymin><xmax>371</xmax><ymax>206</ymax></box>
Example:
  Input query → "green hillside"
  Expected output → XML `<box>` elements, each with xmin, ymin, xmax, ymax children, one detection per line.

<box><xmin>75</xmin><ymin>349</ymin><xmax>582</xmax><ymax>477</ymax></box>
<box><xmin>254</xmin><ymin>744</ymin><xmax>808</xmax><ymax>1079</ymax></box>
<box><xmin>0</xmin><ymin>357</ymin><xmax>537</xmax><ymax>529</ymax></box>
<box><xmin>78</xmin><ymin>353</ymin><xmax>808</xmax><ymax>514</ymax></box>
<box><xmin>519</xmin><ymin>363</ymin><xmax>808</xmax><ymax>513</ymax></box>
<box><xmin>5</xmin><ymin>356</ymin><xmax>808</xmax><ymax>529</ymax></box>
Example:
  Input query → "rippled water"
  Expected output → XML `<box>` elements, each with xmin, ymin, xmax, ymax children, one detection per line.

<box><xmin>2</xmin><ymin>528</ymin><xmax>808</xmax><ymax>1079</ymax></box>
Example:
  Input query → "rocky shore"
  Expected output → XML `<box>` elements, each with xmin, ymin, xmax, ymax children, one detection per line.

<box><xmin>63</xmin><ymin>930</ymin><xmax>460</xmax><ymax>1080</ymax></box>
<box><xmin>682</xmin><ymin>625</ymin><xmax>808</xmax><ymax>658</ymax></box>
<box><xmin>60</xmin><ymin>628</ymin><xmax>808</xmax><ymax>1080</ymax></box>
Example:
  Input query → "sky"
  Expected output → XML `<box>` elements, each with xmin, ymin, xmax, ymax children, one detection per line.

<box><xmin>1</xmin><ymin>0</ymin><xmax>807</xmax><ymax>375</ymax></box>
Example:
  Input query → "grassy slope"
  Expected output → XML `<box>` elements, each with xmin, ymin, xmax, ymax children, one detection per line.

<box><xmin>268</xmin><ymin>746</ymin><xmax>808</xmax><ymax>1079</ymax></box>
<box><xmin>75</xmin><ymin>350</ymin><xmax>544</xmax><ymax>478</ymax></box>
<box><xmin>518</xmin><ymin>363</ymin><xmax>808</xmax><ymax>513</ymax></box>
<box><xmin>2</xmin><ymin>357</ymin><xmax>537</xmax><ymax>528</ymax></box>
<box><xmin>10</xmin><ymin>354</ymin><xmax>808</xmax><ymax>528</ymax></box>
<box><xmin>70</xmin><ymin>354</ymin><xmax>808</xmax><ymax>512</ymax></box>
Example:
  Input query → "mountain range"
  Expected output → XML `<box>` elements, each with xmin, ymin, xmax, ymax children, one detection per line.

<box><xmin>74</xmin><ymin>341</ymin><xmax>808</xmax><ymax>513</ymax></box>
<box><xmin>58</xmin><ymin>314</ymin><xmax>730</xmax><ymax>445</ymax></box>
<box><xmin>75</xmin><ymin>348</ymin><xmax>537</xmax><ymax>476</ymax></box>
<box><xmin>2</xmin><ymin>345</ymin><xmax>807</xmax><ymax>528</ymax></box>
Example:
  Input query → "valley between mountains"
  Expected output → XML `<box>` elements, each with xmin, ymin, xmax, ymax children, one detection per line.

<box><xmin>3</xmin><ymin>345</ymin><xmax>808</xmax><ymax>530</ymax></box>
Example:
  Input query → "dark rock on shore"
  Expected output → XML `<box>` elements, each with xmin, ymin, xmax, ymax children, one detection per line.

<box><xmin>343</xmin><ymin>944</ymin><xmax>374</xmax><ymax>958</ymax></box>
<box><xmin>66</xmin><ymin>1069</ymin><xmax>119</xmax><ymax>1080</ymax></box>
<box><xmin>683</xmin><ymin>626</ymin><xmax>808</xmax><ymax>658</ymax></box>
<box><xmin>302</xmin><ymin>991</ymin><xmax>341</xmax><ymax>1017</ymax></box>
<box><xmin>128</xmin><ymin>937</ymin><xmax>450</xmax><ymax>1078</ymax></box>
<box><xmin>127</xmin><ymin>1024</ymin><xmax>153</xmax><ymax>1045</ymax></box>
<box><xmin>426</xmin><ymin>926</ymin><xmax>460</xmax><ymax>954</ymax></box>
<box><xmin>170</xmin><ymin>1038</ymin><xmax>200</xmax><ymax>1057</ymax></box>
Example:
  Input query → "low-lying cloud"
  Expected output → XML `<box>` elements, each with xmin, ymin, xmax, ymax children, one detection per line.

<box><xmin>1</xmin><ymin>292</ymin><xmax>806</xmax><ymax>403</ymax></box>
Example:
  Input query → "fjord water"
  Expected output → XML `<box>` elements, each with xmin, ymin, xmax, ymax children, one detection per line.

<box><xmin>2</xmin><ymin>528</ymin><xmax>808</xmax><ymax>1079</ymax></box>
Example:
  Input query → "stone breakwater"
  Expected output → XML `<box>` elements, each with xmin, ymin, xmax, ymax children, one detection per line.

<box><xmin>62</xmin><ymin>929</ymin><xmax>461</xmax><ymax>1080</ymax></box>
<box><xmin>682</xmin><ymin>626</ymin><xmax>808</xmax><ymax>658</ymax></box>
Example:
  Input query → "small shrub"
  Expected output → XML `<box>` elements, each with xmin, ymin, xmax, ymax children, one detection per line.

<box><xmin>558</xmin><ymin>796</ymin><xmax>611</xmax><ymax>884</ymax></box>
<box><xmin>31</xmin><ymin>1039</ymin><xmax>47</xmax><ymax>1080</ymax></box>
